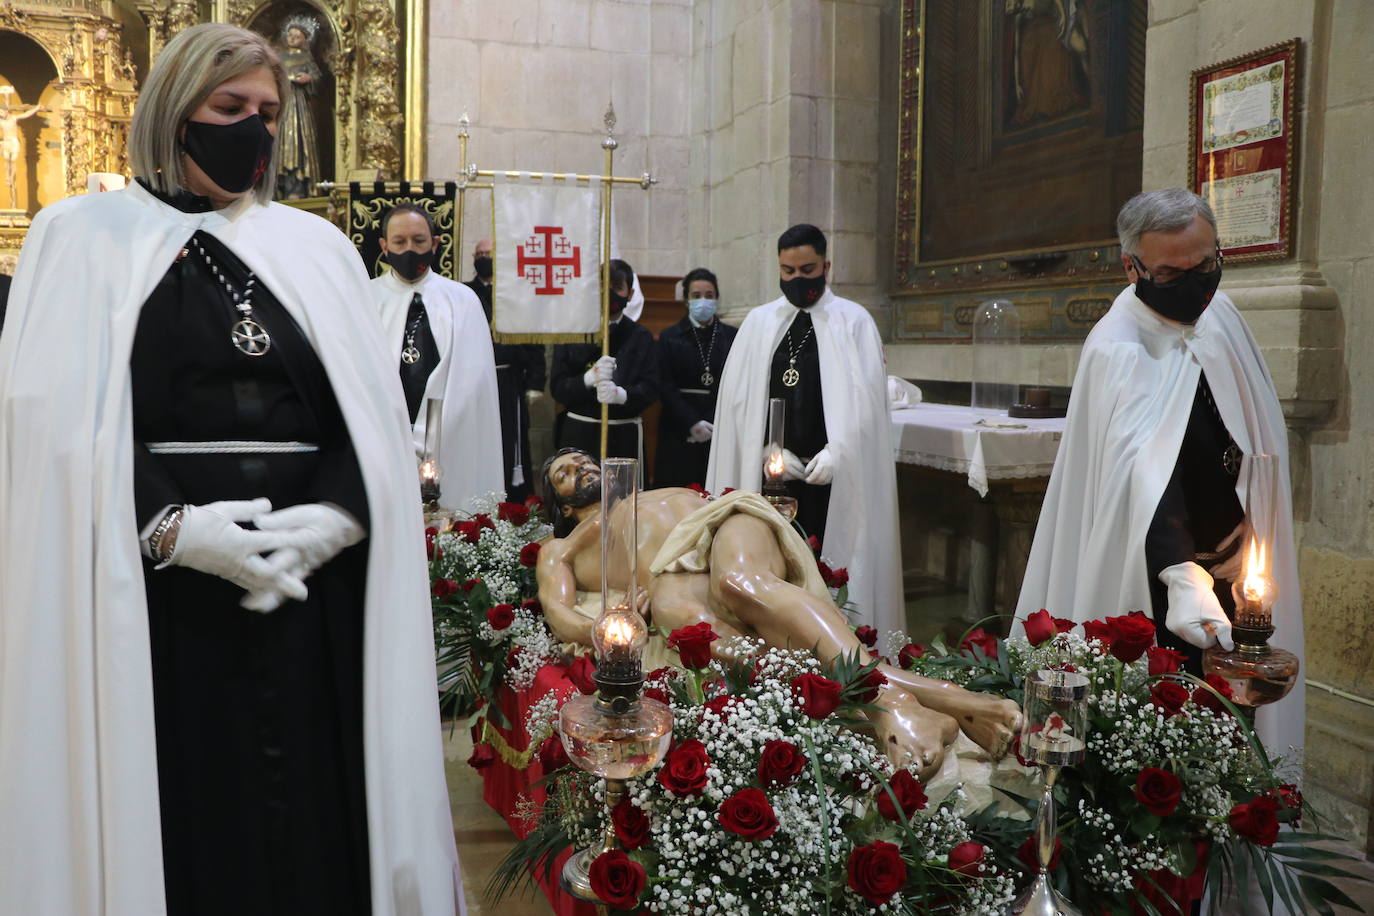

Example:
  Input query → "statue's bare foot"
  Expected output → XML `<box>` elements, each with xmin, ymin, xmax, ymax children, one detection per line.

<box><xmin>943</xmin><ymin>691</ymin><xmax>1022</xmax><ymax>759</ymax></box>
<box><xmin>866</xmin><ymin>689</ymin><xmax>959</xmax><ymax>782</ymax></box>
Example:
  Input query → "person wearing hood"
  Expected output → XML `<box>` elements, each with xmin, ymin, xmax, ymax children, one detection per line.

<box><xmin>371</xmin><ymin>206</ymin><xmax>503</xmax><ymax>511</ymax></box>
<box><xmin>0</xmin><ymin>24</ymin><xmax>463</xmax><ymax>915</ymax></box>
<box><xmin>654</xmin><ymin>267</ymin><xmax>738</xmax><ymax>488</ymax></box>
<box><xmin>706</xmin><ymin>224</ymin><xmax>902</xmax><ymax>638</ymax></box>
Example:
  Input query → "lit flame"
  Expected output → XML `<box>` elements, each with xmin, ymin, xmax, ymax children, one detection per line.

<box><xmin>1242</xmin><ymin>537</ymin><xmax>1270</xmax><ymax>605</ymax></box>
<box><xmin>765</xmin><ymin>449</ymin><xmax>785</xmax><ymax>480</ymax></box>
<box><xmin>605</xmin><ymin>615</ymin><xmax>638</xmax><ymax>648</ymax></box>
<box><xmin>419</xmin><ymin>459</ymin><xmax>438</xmax><ymax>481</ymax></box>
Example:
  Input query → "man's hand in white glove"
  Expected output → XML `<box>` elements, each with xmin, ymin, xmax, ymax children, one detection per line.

<box><xmin>1159</xmin><ymin>561</ymin><xmax>1235</xmax><ymax>650</ymax></box>
<box><xmin>688</xmin><ymin>420</ymin><xmax>714</xmax><ymax>443</ymax></box>
<box><xmin>169</xmin><ymin>499</ymin><xmax>308</xmax><ymax>607</ymax></box>
<box><xmin>804</xmin><ymin>447</ymin><xmax>835</xmax><ymax>486</ymax></box>
<box><xmin>596</xmin><ymin>380</ymin><xmax>628</xmax><ymax>405</ymax></box>
<box><xmin>1208</xmin><ymin>522</ymin><xmax>1249</xmax><ymax>582</ymax></box>
<box><xmin>763</xmin><ymin>448</ymin><xmax>807</xmax><ymax>481</ymax></box>
<box><xmin>241</xmin><ymin>548</ymin><xmax>308</xmax><ymax>613</ymax></box>
<box><xmin>582</xmin><ymin>355</ymin><xmax>618</xmax><ymax>388</ymax></box>
<box><xmin>253</xmin><ymin>503</ymin><xmax>365</xmax><ymax>575</ymax></box>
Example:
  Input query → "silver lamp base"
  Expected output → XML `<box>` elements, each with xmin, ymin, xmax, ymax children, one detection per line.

<box><xmin>560</xmin><ymin>845</ymin><xmax>604</xmax><ymax>903</ymax></box>
<box><xmin>1008</xmin><ymin>873</ymin><xmax>1083</xmax><ymax>916</ymax></box>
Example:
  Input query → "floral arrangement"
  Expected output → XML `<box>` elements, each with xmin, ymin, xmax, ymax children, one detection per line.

<box><xmin>428</xmin><ymin>494</ymin><xmax>557</xmax><ymax>720</ymax></box>
<box><xmin>891</xmin><ymin>610</ymin><xmax>1365</xmax><ymax>916</ymax></box>
<box><xmin>494</xmin><ymin>631</ymin><xmax>1019</xmax><ymax>915</ymax></box>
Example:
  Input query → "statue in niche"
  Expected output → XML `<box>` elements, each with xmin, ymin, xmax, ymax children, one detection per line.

<box><xmin>1005</xmin><ymin>0</ymin><xmax>1091</xmax><ymax>128</ymax></box>
<box><xmin>0</xmin><ymin>86</ymin><xmax>43</xmax><ymax>211</ymax></box>
<box><xmin>276</xmin><ymin>15</ymin><xmax>324</xmax><ymax>199</ymax></box>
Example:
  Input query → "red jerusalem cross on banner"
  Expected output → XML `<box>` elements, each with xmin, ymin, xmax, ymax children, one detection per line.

<box><xmin>516</xmin><ymin>226</ymin><xmax>581</xmax><ymax>295</ymax></box>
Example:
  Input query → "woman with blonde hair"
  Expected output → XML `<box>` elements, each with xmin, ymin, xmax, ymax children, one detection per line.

<box><xmin>0</xmin><ymin>23</ymin><xmax>462</xmax><ymax>915</ymax></box>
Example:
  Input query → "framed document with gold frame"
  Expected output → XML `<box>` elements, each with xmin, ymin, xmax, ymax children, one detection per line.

<box><xmin>1188</xmin><ymin>38</ymin><xmax>1299</xmax><ymax>263</ymax></box>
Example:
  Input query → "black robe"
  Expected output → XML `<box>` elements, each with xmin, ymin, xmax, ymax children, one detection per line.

<box><xmin>654</xmin><ymin>316</ymin><xmax>738</xmax><ymax>488</ymax></box>
<box><xmin>551</xmin><ymin>316</ymin><xmax>659</xmax><ymax>463</ymax></box>
<box><xmin>768</xmin><ymin>308</ymin><xmax>830</xmax><ymax>541</ymax></box>
<box><xmin>398</xmin><ymin>291</ymin><xmax>441</xmax><ymax>424</ymax></box>
<box><xmin>0</xmin><ymin>272</ymin><xmax>10</xmax><ymax>332</ymax></box>
<box><xmin>467</xmin><ymin>276</ymin><xmax>546</xmax><ymax>501</ymax></box>
<box><xmin>130</xmin><ymin>208</ymin><xmax>371</xmax><ymax>916</ymax></box>
<box><xmin>1145</xmin><ymin>371</ymin><xmax>1245</xmax><ymax>673</ymax></box>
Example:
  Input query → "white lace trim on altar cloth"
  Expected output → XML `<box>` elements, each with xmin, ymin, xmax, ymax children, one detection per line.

<box><xmin>890</xmin><ymin>403</ymin><xmax>1067</xmax><ymax>497</ymax></box>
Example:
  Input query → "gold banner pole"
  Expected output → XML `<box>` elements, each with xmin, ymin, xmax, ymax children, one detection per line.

<box><xmin>599</xmin><ymin>104</ymin><xmax>618</xmax><ymax>462</ymax></box>
<box><xmin>454</xmin><ymin>114</ymin><xmax>470</xmax><ymax>278</ymax></box>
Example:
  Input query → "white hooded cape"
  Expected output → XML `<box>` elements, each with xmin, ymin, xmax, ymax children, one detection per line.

<box><xmin>706</xmin><ymin>289</ymin><xmax>903</xmax><ymax>636</ymax></box>
<box><xmin>371</xmin><ymin>269</ymin><xmax>504</xmax><ymax>512</ymax></box>
<box><xmin>1014</xmin><ymin>287</ymin><xmax>1304</xmax><ymax>757</ymax></box>
<box><xmin>0</xmin><ymin>181</ymin><xmax>464</xmax><ymax>915</ymax></box>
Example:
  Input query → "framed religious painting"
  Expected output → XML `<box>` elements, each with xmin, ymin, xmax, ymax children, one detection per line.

<box><xmin>893</xmin><ymin>0</ymin><xmax>1148</xmax><ymax>341</ymax></box>
<box><xmin>1188</xmin><ymin>39</ymin><xmax>1300</xmax><ymax>263</ymax></box>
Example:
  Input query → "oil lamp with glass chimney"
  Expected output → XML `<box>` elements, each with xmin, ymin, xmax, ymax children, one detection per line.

<box><xmin>557</xmin><ymin>458</ymin><xmax>674</xmax><ymax>902</ymax></box>
<box><xmin>418</xmin><ymin>398</ymin><xmax>443</xmax><ymax>511</ymax></box>
<box><xmin>762</xmin><ymin>397</ymin><xmax>798</xmax><ymax>521</ymax></box>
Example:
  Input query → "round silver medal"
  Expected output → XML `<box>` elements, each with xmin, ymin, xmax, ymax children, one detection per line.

<box><xmin>401</xmin><ymin>345</ymin><xmax>422</xmax><ymax>364</ymax></box>
<box><xmin>230</xmin><ymin>318</ymin><xmax>272</xmax><ymax>357</ymax></box>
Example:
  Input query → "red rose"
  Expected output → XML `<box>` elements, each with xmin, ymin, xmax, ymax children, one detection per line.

<box><xmin>876</xmin><ymin>769</ymin><xmax>928</xmax><ymax>822</ymax></box>
<box><xmin>898</xmin><ymin>643</ymin><xmax>926</xmax><ymax>669</ymax></box>
<box><xmin>817</xmin><ymin>560</ymin><xmax>834</xmax><ymax>581</ymax></box>
<box><xmin>961</xmin><ymin>627</ymin><xmax>999</xmax><ymax>659</ymax></box>
<box><xmin>807</xmin><ymin>534</ymin><xmax>822</xmax><ymax>554</ymax></box>
<box><xmin>524</xmin><ymin>493</ymin><xmax>543</xmax><ymax>510</ymax></box>
<box><xmin>667</xmin><ymin>622</ymin><xmax>719</xmax><ymax>669</ymax></box>
<box><xmin>1106</xmin><ymin>611</ymin><xmax>1157</xmax><ymax>663</ymax></box>
<box><xmin>566</xmin><ymin>655</ymin><xmax>597</xmax><ymax>695</ymax></box>
<box><xmin>496</xmin><ymin>501</ymin><xmax>530</xmax><ymax>526</ymax></box>
<box><xmin>1150</xmin><ymin>680</ymin><xmax>1190</xmax><ymax>716</ymax></box>
<box><xmin>612</xmin><ymin>798</ymin><xmax>650</xmax><ymax>850</ymax></box>
<box><xmin>1017</xmin><ymin>833</ymin><xmax>1062</xmax><ymax>872</ymax></box>
<box><xmin>643</xmin><ymin>685</ymin><xmax>669</xmax><ymax>705</ymax></box>
<box><xmin>432</xmin><ymin>578</ymin><xmax>459</xmax><ymax>599</ymax></box>
<box><xmin>704</xmin><ymin>695</ymin><xmax>737</xmax><ymax>721</ymax></box>
<box><xmin>1082</xmin><ymin>618</ymin><xmax>1113</xmax><ymax>646</ymax></box>
<box><xmin>790</xmin><ymin>673</ymin><xmax>844</xmax><ymax>720</ymax></box>
<box><xmin>948</xmin><ymin>841</ymin><xmax>986</xmax><ymax>878</ymax></box>
<box><xmin>518</xmin><ymin>542</ymin><xmax>541</xmax><ymax>568</ymax></box>
<box><xmin>647</xmin><ymin>666</ymin><xmax>676</xmax><ymax>683</ymax></box>
<box><xmin>538</xmin><ymin>735</ymin><xmax>570</xmax><ymax>772</ymax></box>
<box><xmin>521</xmin><ymin>597</ymin><xmax>543</xmax><ymax>616</ymax></box>
<box><xmin>455</xmin><ymin>520</ymin><xmax>483</xmax><ymax>544</ymax></box>
<box><xmin>461</xmin><ymin>577</ymin><xmax>481</xmax><ymax>593</ymax></box>
<box><xmin>1134</xmin><ymin>767</ymin><xmax>1183</xmax><ymax>816</ymax></box>
<box><xmin>1147</xmin><ymin>646</ymin><xmax>1187</xmax><ymax>676</ymax></box>
<box><xmin>687</xmin><ymin>482</ymin><xmax>708</xmax><ymax>496</ymax></box>
<box><xmin>855</xmin><ymin>625</ymin><xmax>878</xmax><ymax>648</ymax></box>
<box><xmin>467</xmin><ymin>742</ymin><xmax>497</xmax><ymax>770</ymax></box>
<box><xmin>588</xmin><ymin>849</ymin><xmax>646</xmax><ymax>909</ymax></box>
<box><xmin>474</xmin><ymin>513</ymin><xmax>496</xmax><ymax>530</ymax></box>
<box><xmin>850</xmin><ymin>667</ymin><xmax>887</xmax><ymax>704</ymax></box>
<box><xmin>847</xmin><ymin>840</ymin><xmax>907</xmax><ymax>906</ymax></box>
<box><xmin>1271</xmin><ymin>783</ymin><xmax>1303</xmax><ymax>828</ymax></box>
<box><xmin>657</xmin><ymin>739</ymin><xmax>710</xmax><ymax>797</ymax></box>
<box><xmin>1023</xmin><ymin>609</ymin><xmax>1059</xmax><ymax>646</ymax></box>
<box><xmin>1053</xmin><ymin>616</ymin><xmax>1076</xmax><ymax>633</ymax></box>
<box><xmin>1230</xmin><ymin>796</ymin><xmax>1280</xmax><ymax>846</ymax></box>
<box><xmin>757</xmin><ymin>739</ymin><xmax>807</xmax><ymax>789</ymax></box>
<box><xmin>487</xmin><ymin>603</ymin><xmax>515</xmax><ymax>630</ymax></box>
<box><xmin>718</xmin><ymin>787</ymin><xmax>779</xmax><ymax>840</ymax></box>
<box><xmin>1192</xmin><ymin>674</ymin><xmax>1234</xmax><ymax>714</ymax></box>
<box><xmin>827</xmin><ymin>567</ymin><xmax>850</xmax><ymax>588</ymax></box>
<box><xmin>424</xmin><ymin>526</ymin><xmax>440</xmax><ymax>560</ymax></box>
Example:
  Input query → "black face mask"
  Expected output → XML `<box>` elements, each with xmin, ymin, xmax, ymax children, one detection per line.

<box><xmin>779</xmin><ymin>274</ymin><xmax>826</xmax><ymax>308</ymax></box>
<box><xmin>386</xmin><ymin>248</ymin><xmax>434</xmax><ymax>282</ymax></box>
<box><xmin>1133</xmin><ymin>263</ymin><xmax>1223</xmax><ymax>325</ymax></box>
<box><xmin>610</xmin><ymin>291</ymin><xmax>630</xmax><ymax>313</ymax></box>
<box><xmin>182</xmin><ymin>114</ymin><xmax>274</xmax><ymax>194</ymax></box>
<box><xmin>474</xmin><ymin>255</ymin><xmax>493</xmax><ymax>280</ymax></box>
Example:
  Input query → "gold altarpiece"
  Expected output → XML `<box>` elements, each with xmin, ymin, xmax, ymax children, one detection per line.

<box><xmin>0</xmin><ymin>0</ymin><xmax>425</xmax><ymax>261</ymax></box>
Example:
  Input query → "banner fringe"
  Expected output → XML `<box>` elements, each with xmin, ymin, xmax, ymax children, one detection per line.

<box><xmin>492</xmin><ymin>332</ymin><xmax>601</xmax><ymax>345</ymax></box>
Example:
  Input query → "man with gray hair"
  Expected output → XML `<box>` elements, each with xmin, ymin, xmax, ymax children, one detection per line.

<box><xmin>1014</xmin><ymin>188</ymin><xmax>1302</xmax><ymax>751</ymax></box>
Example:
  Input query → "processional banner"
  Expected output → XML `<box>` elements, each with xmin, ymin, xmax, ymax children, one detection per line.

<box><xmin>491</xmin><ymin>176</ymin><xmax>602</xmax><ymax>344</ymax></box>
<box><xmin>347</xmin><ymin>181</ymin><xmax>458</xmax><ymax>279</ymax></box>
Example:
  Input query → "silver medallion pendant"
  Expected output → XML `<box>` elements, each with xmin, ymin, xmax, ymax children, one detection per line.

<box><xmin>401</xmin><ymin>345</ymin><xmax>422</xmax><ymax>365</ymax></box>
<box><xmin>782</xmin><ymin>365</ymin><xmax>800</xmax><ymax>387</ymax></box>
<box><xmin>700</xmin><ymin>371</ymin><xmax>715</xmax><ymax>387</ymax></box>
<box><xmin>231</xmin><ymin>318</ymin><xmax>272</xmax><ymax>357</ymax></box>
<box><xmin>1222</xmin><ymin>443</ymin><xmax>1243</xmax><ymax>476</ymax></box>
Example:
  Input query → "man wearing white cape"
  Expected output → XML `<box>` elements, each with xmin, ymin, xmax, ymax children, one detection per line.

<box><xmin>371</xmin><ymin>203</ymin><xmax>503</xmax><ymax>512</ymax></box>
<box><xmin>1015</xmin><ymin>189</ymin><xmax>1303</xmax><ymax>758</ymax></box>
<box><xmin>0</xmin><ymin>26</ymin><xmax>462</xmax><ymax>915</ymax></box>
<box><xmin>707</xmin><ymin>224</ymin><xmax>902</xmax><ymax>637</ymax></box>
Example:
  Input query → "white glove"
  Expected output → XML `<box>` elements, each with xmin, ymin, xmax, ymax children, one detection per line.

<box><xmin>241</xmin><ymin>547</ymin><xmax>308</xmax><ymax>613</ymax></box>
<box><xmin>596</xmin><ymin>380</ymin><xmax>628</xmax><ymax>405</ymax></box>
<box><xmin>253</xmin><ymin>502</ymin><xmax>365</xmax><ymax>574</ymax></box>
<box><xmin>688</xmin><ymin>420</ymin><xmax>714</xmax><ymax>443</ymax></box>
<box><xmin>1208</xmin><ymin>522</ymin><xmax>1248</xmax><ymax>582</ymax></box>
<box><xmin>804</xmin><ymin>446</ymin><xmax>835</xmax><ymax>486</ymax></box>
<box><xmin>1159</xmin><ymin>562</ymin><xmax>1235</xmax><ymax>651</ymax></box>
<box><xmin>169</xmin><ymin>499</ymin><xmax>308</xmax><ymax>608</ymax></box>
<box><xmin>594</xmin><ymin>355</ymin><xmax>617</xmax><ymax>382</ymax></box>
<box><xmin>763</xmin><ymin>448</ymin><xmax>807</xmax><ymax>481</ymax></box>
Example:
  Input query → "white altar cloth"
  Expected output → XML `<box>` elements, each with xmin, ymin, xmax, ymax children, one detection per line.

<box><xmin>890</xmin><ymin>403</ymin><xmax>1066</xmax><ymax>496</ymax></box>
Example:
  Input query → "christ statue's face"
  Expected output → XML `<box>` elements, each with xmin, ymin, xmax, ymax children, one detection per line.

<box><xmin>287</xmin><ymin>27</ymin><xmax>307</xmax><ymax>49</ymax></box>
<box><xmin>548</xmin><ymin>451</ymin><xmax>602</xmax><ymax>517</ymax></box>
